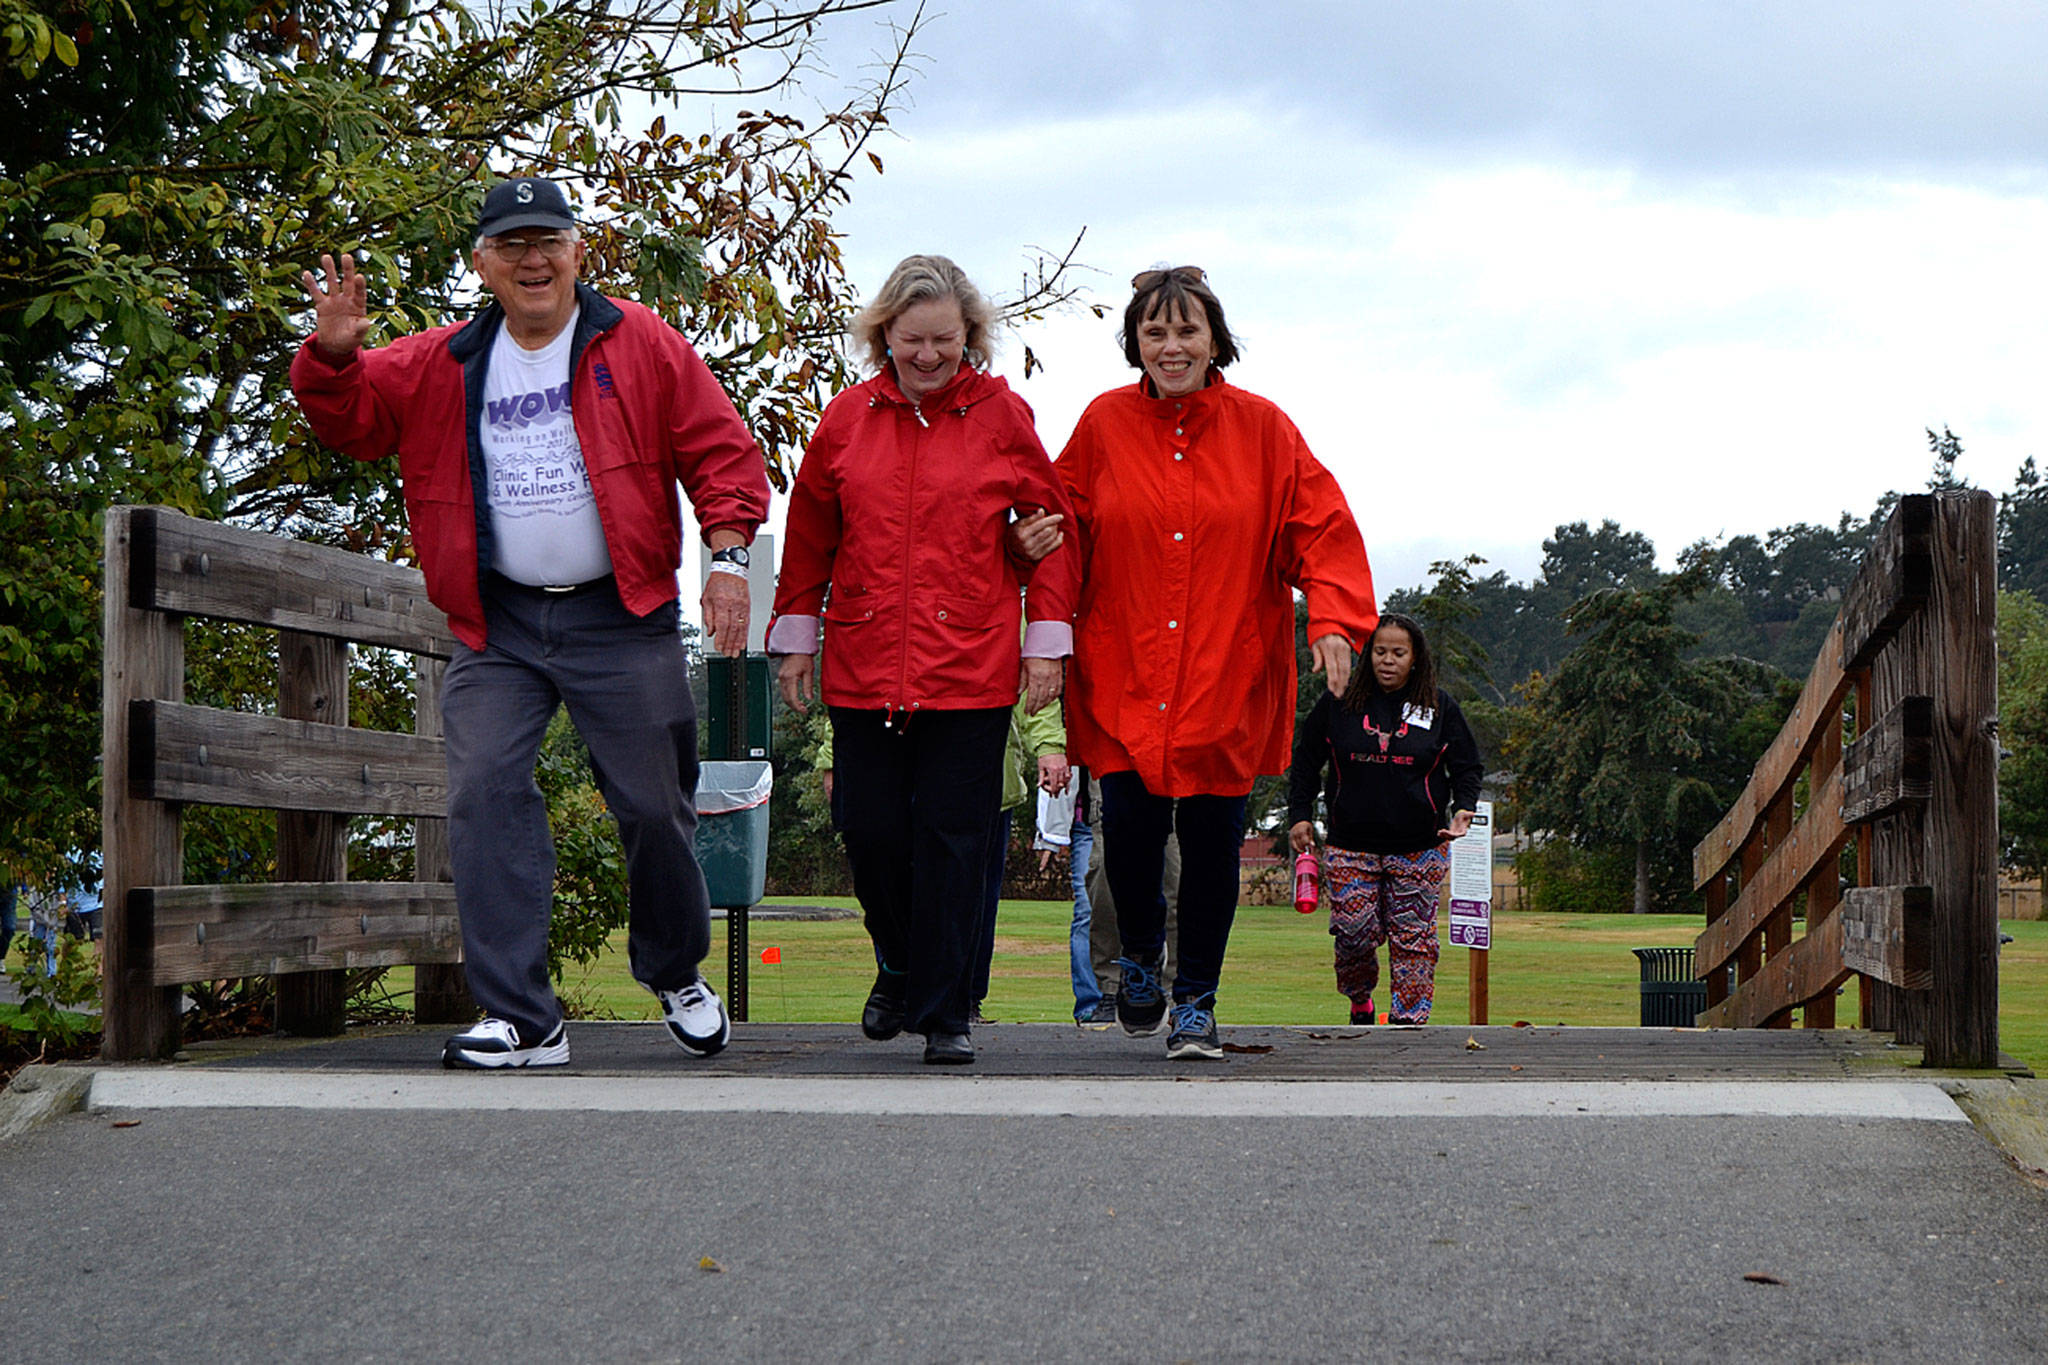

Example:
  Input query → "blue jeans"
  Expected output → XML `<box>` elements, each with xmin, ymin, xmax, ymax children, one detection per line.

<box><xmin>1067</xmin><ymin>814</ymin><xmax>1101</xmax><ymax>1017</ymax></box>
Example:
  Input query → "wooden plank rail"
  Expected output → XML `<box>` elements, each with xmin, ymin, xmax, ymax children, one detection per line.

<box><xmin>1694</xmin><ymin>765</ymin><xmax>1847</xmax><ymax>976</ymax></box>
<box><xmin>99</xmin><ymin>506</ymin><xmax>469</xmax><ymax>1060</ymax></box>
<box><xmin>1687</xmin><ymin>491</ymin><xmax>1997</xmax><ymax>1068</ymax></box>
<box><xmin>1693</xmin><ymin>495</ymin><xmax>1932</xmax><ymax>891</ymax></box>
<box><xmin>1840</xmin><ymin>886</ymin><xmax>1933</xmax><ymax>991</ymax></box>
<box><xmin>130</xmin><ymin>506</ymin><xmax>454</xmax><ymax>657</ymax></box>
<box><xmin>129</xmin><ymin>699</ymin><xmax>447</xmax><ymax>817</ymax></box>
<box><xmin>1840</xmin><ymin>696</ymin><xmax>1932</xmax><ymax>826</ymax></box>
<box><xmin>1700</xmin><ymin>911</ymin><xmax>1851</xmax><ymax>1030</ymax></box>
<box><xmin>134</xmin><ymin>883</ymin><xmax>461</xmax><ymax>985</ymax></box>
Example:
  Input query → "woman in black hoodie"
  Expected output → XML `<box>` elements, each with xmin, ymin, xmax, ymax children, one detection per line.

<box><xmin>1288</xmin><ymin>612</ymin><xmax>1483</xmax><ymax>1024</ymax></box>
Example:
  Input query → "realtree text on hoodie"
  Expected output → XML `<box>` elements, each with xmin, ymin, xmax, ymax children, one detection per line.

<box><xmin>1288</xmin><ymin>687</ymin><xmax>1484</xmax><ymax>855</ymax></box>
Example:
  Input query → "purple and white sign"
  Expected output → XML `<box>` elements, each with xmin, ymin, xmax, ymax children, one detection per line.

<box><xmin>1447</xmin><ymin>801</ymin><xmax>1494</xmax><ymax>952</ymax></box>
<box><xmin>1449</xmin><ymin>899</ymin><xmax>1491</xmax><ymax>949</ymax></box>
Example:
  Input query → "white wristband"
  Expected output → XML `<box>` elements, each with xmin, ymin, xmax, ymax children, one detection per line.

<box><xmin>708</xmin><ymin>561</ymin><xmax>747</xmax><ymax>579</ymax></box>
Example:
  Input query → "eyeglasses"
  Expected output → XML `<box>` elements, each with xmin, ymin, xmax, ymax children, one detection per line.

<box><xmin>483</xmin><ymin>234</ymin><xmax>575</xmax><ymax>262</ymax></box>
<box><xmin>1130</xmin><ymin>265</ymin><xmax>1207</xmax><ymax>290</ymax></box>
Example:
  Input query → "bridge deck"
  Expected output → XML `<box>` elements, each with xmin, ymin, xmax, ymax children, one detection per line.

<box><xmin>182</xmin><ymin>1021</ymin><xmax>2026</xmax><ymax>1080</ymax></box>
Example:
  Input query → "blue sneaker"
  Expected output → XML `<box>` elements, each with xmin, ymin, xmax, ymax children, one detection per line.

<box><xmin>1114</xmin><ymin>954</ymin><xmax>1167</xmax><ymax>1036</ymax></box>
<box><xmin>1166</xmin><ymin>1000</ymin><xmax>1222</xmax><ymax>1060</ymax></box>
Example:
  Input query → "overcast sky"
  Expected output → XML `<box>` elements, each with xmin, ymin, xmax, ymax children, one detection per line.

<box><xmin>712</xmin><ymin>0</ymin><xmax>2048</xmax><ymax>601</ymax></box>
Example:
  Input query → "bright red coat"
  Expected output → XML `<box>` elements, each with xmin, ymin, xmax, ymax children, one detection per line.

<box><xmin>290</xmin><ymin>287</ymin><xmax>770</xmax><ymax>651</ymax></box>
<box><xmin>766</xmin><ymin>366</ymin><xmax>1080</xmax><ymax>712</ymax></box>
<box><xmin>1056</xmin><ymin>375</ymin><xmax>1378</xmax><ymax>796</ymax></box>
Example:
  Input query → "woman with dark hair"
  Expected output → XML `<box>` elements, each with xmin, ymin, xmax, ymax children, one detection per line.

<box><xmin>1287</xmin><ymin>612</ymin><xmax>1484</xmax><ymax>1025</ymax></box>
<box><xmin>1055</xmin><ymin>265</ymin><xmax>1378</xmax><ymax>1059</ymax></box>
<box><xmin>768</xmin><ymin>254</ymin><xmax>1079</xmax><ymax>1065</ymax></box>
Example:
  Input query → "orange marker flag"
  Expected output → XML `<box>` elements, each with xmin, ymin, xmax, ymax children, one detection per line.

<box><xmin>760</xmin><ymin>946</ymin><xmax>782</xmax><ymax>965</ymax></box>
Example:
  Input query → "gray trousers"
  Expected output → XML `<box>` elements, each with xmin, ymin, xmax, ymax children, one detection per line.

<box><xmin>441</xmin><ymin>574</ymin><xmax>710</xmax><ymax>1043</ymax></box>
<box><xmin>1086</xmin><ymin>777</ymin><xmax>1179</xmax><ymax>990</ymax></box>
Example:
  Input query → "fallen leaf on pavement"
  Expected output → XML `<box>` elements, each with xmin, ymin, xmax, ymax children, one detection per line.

<box><xmin>1743</xmin><ymin>1272</ymin><xmax>1783</xmax><ymax>1286</ymax></box>
<box><xmin>1508</xmin><ymin>1064</ymin><xmax>1524</xmax><ymax>1072</ymax></box>
<box><xmin>699</xmin><ymin>1257</ymin><xmax>725</xmax><ymax>1273</ymax></box>
<box><xmin>111</xmin><ymin>1120</ymin><xmax>141</xmax><ymax>1129</ymax></box>
<box><xmin>1465</xmin><ymin>1036</ymin><xmax>1486</xmax><ymax>1051</ymax></box>
<box><xmin>1221</xmin><ymin>1042</ymin><xmax>1273</xmax><ymax>1054</ymax></box>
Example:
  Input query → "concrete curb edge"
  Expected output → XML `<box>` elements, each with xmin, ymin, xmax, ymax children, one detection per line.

<box><xmin>0</xmin><ymin>1065</ymin><xmax>94</xmax><ymax>1142</ymax></box>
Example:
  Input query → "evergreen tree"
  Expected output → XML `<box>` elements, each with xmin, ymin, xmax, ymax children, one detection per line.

<box><xmin>1508</xmin><ymin>566</ymin><xmax>1778</xmax><ymax>913</ymax></box>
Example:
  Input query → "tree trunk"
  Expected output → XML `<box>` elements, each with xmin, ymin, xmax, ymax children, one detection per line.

<box><xmin>1634</xmin><ymin>839</ymin><xmax>1650</xmax><ymax>914</ymax></box>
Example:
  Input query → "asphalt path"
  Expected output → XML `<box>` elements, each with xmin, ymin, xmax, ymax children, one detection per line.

<box><xmin>2</xmin><ymin>1024</ymin><xmax>2044</xmax><ymax>1361</ymax></box>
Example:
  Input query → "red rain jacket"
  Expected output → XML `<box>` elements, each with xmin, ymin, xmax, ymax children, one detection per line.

<box><xmin>290</xmin><ymin>286</ymin><xmax>769</xmax><ymax>651</ymax></box>
<box><xmin>1056</xmin><ymin>375</ymin><xmax>1378</xmax><ymax>796</ymax></box>
<box><xmin>767</xmin><ymin>366</ymin><xmax>1080</xmax><ymax>712</ymax></box>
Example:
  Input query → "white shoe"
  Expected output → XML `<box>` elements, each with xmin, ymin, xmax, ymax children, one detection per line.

<box><xmin>656</xmin><ymin>978</ymin><xmax>731</xmax><ymax>1057</ymax></box>
<box><xmin>441</xmin><ymin>1018</ymin><xmax>568</xmax><ymax>1070</ymax></box>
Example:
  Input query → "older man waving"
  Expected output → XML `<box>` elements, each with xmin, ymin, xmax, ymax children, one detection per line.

<box><xmin>292</xmin><ymin>178</ymin><xmax>770</xmax><ymax>1068</ymax></box>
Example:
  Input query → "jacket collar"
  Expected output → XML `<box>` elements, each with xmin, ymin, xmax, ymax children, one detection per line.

<box><xmin>868</xmin><ymin>364</ymin><xmax>1001</xmax><ymax>414</ymax></box>
<box><xmin>446</xmin><ymin>282</ymin><xmax>623</xmax><ymax>361</ymax></box>
<box><xmin>1138</xmin><ymin>368</ymin><xmax>1229</xmax><ymax>411</ymax></box>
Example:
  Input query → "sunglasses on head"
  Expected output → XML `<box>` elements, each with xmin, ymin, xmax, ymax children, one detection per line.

<box><xmin>1130</xmin><ymin>265</ymin><xmax>1207</xmax><ymax>290</ymax></box>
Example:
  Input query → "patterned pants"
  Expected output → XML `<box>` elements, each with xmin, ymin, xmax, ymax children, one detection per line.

<box><xmin>1325</xmin><ymin>845</ymin><xmax>1448</xmax><ymax>1023</ymax></box>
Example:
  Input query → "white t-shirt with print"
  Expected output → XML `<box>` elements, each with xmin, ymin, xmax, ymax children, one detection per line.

<box><xmin>478</xmin><ymin>308</ymin><xmax>613</xmax><ymax>586</ymax></box>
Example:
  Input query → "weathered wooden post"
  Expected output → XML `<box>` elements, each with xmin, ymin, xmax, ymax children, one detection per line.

<box><xmin>1922</xmin><ymin>491</ymin><xmax>1999</xmax><ymax>1067</ymax></box>
<box><xmin>273</xmin><ymin>628</ymin><xmax>349</xmax><ymax>1035</ymax></box>
<box><xmin>411</xmin><ymin>656</ymin><xmax>474</xmax><ymax>1023</ymax></box>
<box><xmin>100</xmin><ymin>507</ymin><xmax>185</xmax><ymax>1059</ymax></box>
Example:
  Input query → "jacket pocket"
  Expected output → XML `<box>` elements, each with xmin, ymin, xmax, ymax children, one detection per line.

<box><xmin>823</xmin><ymin>585</ymin><xmax>878</xmax><ymax>625</ymax></box>
<box><xmin>927</xmin><ymin>595</ymin><xmax>1007</xmax><ymax>635</ymax></box>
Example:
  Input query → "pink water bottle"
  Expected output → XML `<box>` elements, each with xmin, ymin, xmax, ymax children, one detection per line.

<box><xmin>1293</xmin><ymin>848</ymin><xmax>1320</xmax><ymax>914</ymax></box>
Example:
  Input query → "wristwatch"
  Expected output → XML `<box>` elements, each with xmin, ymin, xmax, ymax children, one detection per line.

<box><xmin>710</xmin><ymin>546</ymin><xmax>750</xmax><ymax>569</ymax></box>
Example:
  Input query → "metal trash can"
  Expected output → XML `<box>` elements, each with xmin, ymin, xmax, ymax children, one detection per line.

<box><xmin>697</xmin><ymin>760</ymin><xmax>772</xmax><ymax>907</ymax></box>
<box><xmin>1633</xmin><ymin>946</ymin><xmax>1706</xmax><ymax>1027</ymax></box>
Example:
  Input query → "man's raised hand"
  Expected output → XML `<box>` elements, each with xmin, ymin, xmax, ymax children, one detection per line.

<box><xmin>299</xmin><ymin>252</ymin><xmax>372</xmax><ymax>361</ymax></box>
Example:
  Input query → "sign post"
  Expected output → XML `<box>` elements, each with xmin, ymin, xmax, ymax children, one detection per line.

<box><xmin>1448</xmin><ymin>801</ymin><xmax>1493</xmax><ymax>1025</ymax></box>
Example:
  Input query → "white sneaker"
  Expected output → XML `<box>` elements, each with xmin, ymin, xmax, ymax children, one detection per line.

<box><xmin>441</xmin><ymin>1018</ymin><xmax>568</xmax><ymax>1070</ymax></box>
<box><xmin>656</xmin><ymin>978</ymin><xmax>731</xmax><ymax>1057</ymax></box>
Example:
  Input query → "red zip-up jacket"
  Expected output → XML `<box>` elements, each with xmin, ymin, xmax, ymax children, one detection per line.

<box><xmin>290</xmin><ymin>286</ymin><xmax>770</xmax><ymax>650</ymax></box>
<box><xmin>765</xmin><ymin>366</ymin><xmax>1080</xmax><ymax>712</ymax></box>
<box><xmin>1057</xmin><ymin>375</ymin><xmax>1377</xmax><ymax>796</ymax></box>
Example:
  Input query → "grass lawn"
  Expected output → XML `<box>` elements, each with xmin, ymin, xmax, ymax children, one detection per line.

<box><xmin>519</xmin><ymin>899</ymin><xmax>2048</xmax><ymax>1075</ymax></box>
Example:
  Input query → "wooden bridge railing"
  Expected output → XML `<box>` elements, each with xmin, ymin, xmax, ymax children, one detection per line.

<box><xmin>101</xmin><ymin>506</ymin><xmax>473</xmax><ymax>1060</ymax></box>
<box><xmin>1690</xmin><ymin>491</ymin><xmax>2000</xmax><ymax>1068</ymax></box>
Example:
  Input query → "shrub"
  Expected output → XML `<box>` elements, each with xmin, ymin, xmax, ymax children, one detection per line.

<box><xmin>1514</xmin><ymin>840</ymin><xmax>1638</xmax><ymax>914</ymax></box>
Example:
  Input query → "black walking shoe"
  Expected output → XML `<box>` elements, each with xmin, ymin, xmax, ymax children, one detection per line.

<box><xmin>1076</xmin><ymin>1001</ymin><xmax>1119</xmax><ymax>1030</ymax></box>
<box><xmin>1165</xmin><ymin>1000</ymin><xmax>1223</xmax><ymax>1060</ymax></box>
<box><xmin>1113</xmin><ymin>953</ymin><xmax>1168</xmax><ymax>1036</ymax></box>
<box><xmin>861</xmin><ymin>970</ymin><xmax>908</xmax><ymax>1041</ymax></box>
<box><xmin>923</xmin><ymin>1031</ymin><xmax>974</xmax><ymax>1065</ymax></box>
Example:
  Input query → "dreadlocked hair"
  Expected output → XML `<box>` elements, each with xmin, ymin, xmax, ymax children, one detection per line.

<box><xmin>1340</xmin><ymin>612</ymin><xmax>1439</xmax><ymax>715</ymax></box>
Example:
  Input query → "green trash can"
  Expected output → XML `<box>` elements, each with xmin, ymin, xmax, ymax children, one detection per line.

<box><xmin>697</xmin><ymin>760</ymin><xmax>771</xmax><ymax>907</ymax></box>
<box><xmin>1633</xmin><ymin>946</ymin><xmax>1706</xmax><ymax>1027</ymax></box>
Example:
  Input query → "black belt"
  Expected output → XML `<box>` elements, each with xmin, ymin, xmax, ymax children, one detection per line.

<box><xmin>487</xmin><ymin>571</ymin><xmax>616</xmax><ymax>597</ymax></box>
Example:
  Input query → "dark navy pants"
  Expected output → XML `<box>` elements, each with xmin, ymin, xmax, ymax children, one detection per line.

<box><xmin>831</xmin><ymin>706</ymin><xmax>1009</xmax><ymax>1037</ymax></box>
<box><xmin>441</xmin><ymin>574</ymin><xmax>710</xmax><ymax>1044</ymax></box>
<box><xmin>970</xmin><ymin>808</ymin><xmax>1012</xmax><ymax>1005</ymax></box>
<box><xmin>1097</xmin><ymin>771</ymin><xmax>1249</xmax><ymax>1007</ymax></box>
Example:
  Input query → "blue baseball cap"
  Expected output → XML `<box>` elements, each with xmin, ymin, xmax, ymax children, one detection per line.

<box><xmin>475</xmin><ymin>177</ymin><xmax>576</xmax><ymax>239</ymax></box>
